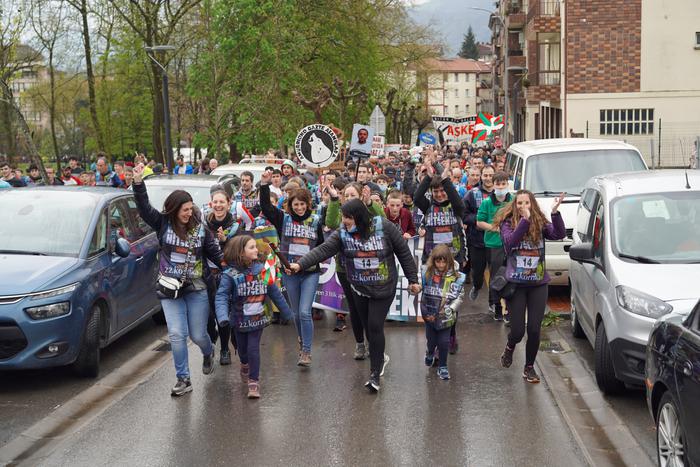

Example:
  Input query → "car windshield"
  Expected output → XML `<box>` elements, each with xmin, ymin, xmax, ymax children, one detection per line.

<box><xmin>612</xmin><ymin>192</ymin><xmax>700</xmax><ymax>263</ymax></box>
<box><xmin>525</xmin><ymin>149</ymin><xmax>646</xmax><ymax>195</ymax></box>
<box><xmin>145</xmin><ymin>184</ymin><xmax>214</xmax><ymax>212</ymax></box>
<box><xmin>0</xmin><ymin>190</ymin><xmax>97</xmax><ymax>257</ymax></box>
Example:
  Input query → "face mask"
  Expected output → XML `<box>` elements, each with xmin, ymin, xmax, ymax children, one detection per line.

<box><xmin>347</xmin><ymin>225</ymin><xmax>357</xmax><ymax>233</ymax></box>
<box><xmin>378</xmin><ymin>184</ymin><xmax>387</xmax><ymax>193</ymax></box>
<box><xmin>495</xmin><ymin>188</ymin><xmax>509</xmax><ymax>198</ymax></box>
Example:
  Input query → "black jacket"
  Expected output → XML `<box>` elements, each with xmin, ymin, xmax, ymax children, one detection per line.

<box><xmin>297</xmin><ymin>218</ymin><xmax>419</xmax><ymax>299</ymax></box>
<box><xmin>462</xmin><ymin>184</ymin><xmax>492</xmax><ymax>249</ymax></box>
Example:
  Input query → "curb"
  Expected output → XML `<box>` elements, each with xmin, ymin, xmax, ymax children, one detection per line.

<box><xmin>536</xmin><ymin>327</ymin><xmax>654</xmax><ymax>467</ymax></box>
<box><xmin>0</xmin><ymin>337</ymin><xmax>171</xmax><ymax>466</ymax></box>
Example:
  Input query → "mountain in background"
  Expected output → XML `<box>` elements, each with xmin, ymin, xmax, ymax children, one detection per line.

<box><xmin>407</xmin><ymin>0</ymin><xmax>495</xmax><ymax>57</ymax></box>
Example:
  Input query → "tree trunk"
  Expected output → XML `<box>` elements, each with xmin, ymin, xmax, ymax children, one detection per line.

<box><xmin>77</xmin><ymin>0</ymin><xmax>105</xmax><ymax>152</ymax></box>
<box><xmin>48</xmin><ymin>49</ymin><xmax>61</xmax><ymax>170</ymax></box>
<box><xmin>150</xmin><ymin>62</ymin><xmax>165</xmax><ymax>165</ymax></box>
<box><xmin>0</xmin><ymin>102</ymin><xmax>15</xmax><ymax>163</ymax></box>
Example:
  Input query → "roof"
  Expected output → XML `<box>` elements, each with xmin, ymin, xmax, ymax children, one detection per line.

<box><xmin>1</xmin><ymin>186</ymin><xmax>127</xmax><ymax>201</ymax></box>
<box><xmin>423</xmin><ymin>57</ymin><xmax>491</xmax><ymax>73</ymax></box>
<box><xmin>591</xmin><ymin>170</ymin><xmax>700</xmax><ymax>198</ymax></box>
<box><xmin>477</xmin><ymin>43</ymin><xmax>493</xmax><ymax>56</ymax></box>
<box><xmin>508</xmin><ymin>138</ymin><xmax>641</xmax><ymax>157</ymax></box>
<box><xmin>142</xmin><ymin>174</ymin><xmax>220</xmax><ymax>186</ymax></box>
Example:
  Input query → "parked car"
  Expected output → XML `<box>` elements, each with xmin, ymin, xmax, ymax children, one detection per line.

<box><xmin>211</xmin><ymin>162</ymin><xmax>307</xmax><ymax>190</ymax></box>
<box><xmin>569</xmin><ymin>170</ymin><xmax>700</xmax><ymax>393</ymax></box>
<box><xmin>505</xmin><ymin>138</ymin><xmax>647</xmax><ymax>285</ymax></box>
<box><xmin>0</xmin><ymin>187</ymin><xmax>161</xmax><ymax>376</ymax></box>
<box><xmin>139</xmin><ymin>174</ymin><xmax>236</xmax><ymax>211</ymax></box>
<box><xmin>646</xmin><ymin>300</ymin><xmax>700</xmax><ymax>467</ymax></box>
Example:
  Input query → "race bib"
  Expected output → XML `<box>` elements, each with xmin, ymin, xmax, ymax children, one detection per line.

<box><xmin>433</xmin><ymin>231</ymin><xmax>453</xmax><ymax>244</ymax></box>
<box><xmin>289</xmin><ymin>243</ymin><xmax>310</xmax><ymax>257</ymax></box>
<box><xmin>516</xmin><ymin>255</ymin><xmax>540</xmax><ymax>269</ymax></box>
<box><xmin>353</xmin><ymin>257</ymin><xmax>379</xmax><ymax>270</ymax></box>
<box><xmin>243</xmin><ymin>302</ymin><xmax>264</xmax><ymax>316</ymax></box>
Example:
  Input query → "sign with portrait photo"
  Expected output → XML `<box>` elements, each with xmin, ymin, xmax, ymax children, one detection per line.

<box><xmin>349</xmin><ymin>123</ymin><xmax>374</xmax><ymax>158</ymax></box>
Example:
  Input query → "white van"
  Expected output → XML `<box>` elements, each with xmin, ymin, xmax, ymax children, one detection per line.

<box><xmin>505</xmin><ymin>138</ymin><xmax>647</xmax><ymax>285</ymax></box>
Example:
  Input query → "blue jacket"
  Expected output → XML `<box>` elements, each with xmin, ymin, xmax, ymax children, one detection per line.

<box><xmin>215</xmin><ymin>261</ymin><xmax>292</xmax><ymax>332</ymax></box>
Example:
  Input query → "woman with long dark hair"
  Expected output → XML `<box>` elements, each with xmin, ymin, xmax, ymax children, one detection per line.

<box><xmin>132</xmin><ymin>164</ymin><xmax>223</xmax><ymax>396</ymax></box>
<box><xmin>493</xmin><ymin>189</ymin><xmax>565</xmax><ymax>383</ymax></box>
<box><xmin>289</xmin><ymin>199</ymin><xmax>421</xmax><ymax>393</ymax></box>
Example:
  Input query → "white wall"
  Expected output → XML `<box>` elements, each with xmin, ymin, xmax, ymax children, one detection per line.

<box><xmin>641</xmin><ymin>0</ymin><xmax>700</xmax><ymax>92</ymax></box>
<box><xmin>566</xmin><ymin>91</ymin><xmax>700</xmax><ymax>167</ymax></box>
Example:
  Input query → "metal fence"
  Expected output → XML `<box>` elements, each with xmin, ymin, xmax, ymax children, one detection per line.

<box><xmin>583</xmin><ymin>120</ymin><xmax>700</xmax><ymax>169</ymax></box>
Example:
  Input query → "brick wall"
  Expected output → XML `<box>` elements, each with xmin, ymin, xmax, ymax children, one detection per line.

<box><xmin>566</xmin><ymin>0</ymin><xmax>641</xmax><ymax>94</ymax></box>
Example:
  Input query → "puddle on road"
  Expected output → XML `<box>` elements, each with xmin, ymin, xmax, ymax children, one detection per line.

<box><xmin>540</xmin><ymin>339</ymin><xmax>567</xmax><ymax>354</ymax></box>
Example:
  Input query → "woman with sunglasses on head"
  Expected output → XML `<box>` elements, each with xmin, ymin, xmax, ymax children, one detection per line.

<box><xmin>289</xmin><ymin>199</ymin><xmax>421</xmax><ymax>393</ymax></box>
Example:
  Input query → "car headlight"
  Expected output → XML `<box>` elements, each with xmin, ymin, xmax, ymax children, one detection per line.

<box><xmin>25</xmin><ymin>301</ymin><xmax>71</xmax><ymax>320</ymax></box>
<box><xmin>616</xmin><ymin>286</ymin><xmax>673</xmax><ymax>319</ymax></box>
<box><xmin>29</xmin><ymin>283</ymin><xmax>79</xmax><ymax>301</ymax></box>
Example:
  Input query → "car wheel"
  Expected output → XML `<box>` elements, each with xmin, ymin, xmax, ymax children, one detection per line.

<box><xmin>152</xmin><ymin>310</ymin><xmax>167</xmax><ymax>325</ymax></box>
<box><xmin>570</xmin><ymin>297</ymin><xmax>585</xmax><ymax>339</ymax></box>
<box><xmin>594</xmin><ymin>323</ymin><xmax>625</xmax><ymax>394</ymax></box>
<box><xmin>72</xmin><ymin>305</ymin><xmax>101</xmax><ymax>378</ymax></box>
<box><xmin>656</xmin><ymin>392</ymin><xmax>688</xmax><ymax>467</ymax></box>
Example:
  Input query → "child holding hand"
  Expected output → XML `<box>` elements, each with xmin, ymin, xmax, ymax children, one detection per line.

<box><xmin>215</xmin><ymin>235</ymin><xmax>293</xmax><ymax>399</ymax></box>
<box><xmin>420</xmin><ymin>244</ymin><xmax>466</xmax><ymax>380</ymax></box>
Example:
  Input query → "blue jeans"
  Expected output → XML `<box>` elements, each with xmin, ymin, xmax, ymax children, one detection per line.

<box><xmin>282</xmin><ymin>272</ymin><xmax>320</xmax><ymax>353</ymax></box>
<box><xmin>235</xmin><ymin>328</ymin><xmax>263</xmax><ymax>381</ymax></box>
<box><xmin>161</xmin><ymin>289</ymin><xmax>213</xmax><ymax>380</ymax></box>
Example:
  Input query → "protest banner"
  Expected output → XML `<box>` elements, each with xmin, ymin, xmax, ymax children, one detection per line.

<box><xmin>370</xmin><ymin>135</ymin><xmax>385</xmax><ymax>157</ymax></box>
<box><xmin>349</xmin><ymin>123</ymin><xmax>374</xmax><ymax>158</ymax></box>
<box><xmin>295</xmin><ymin>124</ymin><xmax>339</xmax><ymax>168</ymax></box>
<box><xmin>431</xmin><ymin>115</ymin><xmax>477</xmax><ymax>142</ymax></box>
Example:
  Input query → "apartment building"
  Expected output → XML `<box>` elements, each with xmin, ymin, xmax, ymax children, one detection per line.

<box><xmin>419</xmin><ymin>57</ymin><xmax>491</xmax><ymax>118</ymax></box>
<box><xmin>9</xmin><ymin>45</ymin><xmax>48</xmax><ymax>129</ymax></box>
<box><xmin>490</xmin><ymin>0</ymin><xmax>700</xmax><ymax>166</ymax></box>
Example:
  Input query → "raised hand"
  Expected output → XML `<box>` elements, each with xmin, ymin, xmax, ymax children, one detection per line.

<box><xmin>133</xmin><ymin>163</ymin><xmax>145</xmax><ymax>183</ymax></box>
<box><xmin>260</xmin><ymin>169</ymin><xmax>272</xmax><ymax>185</ymax></box>
<box><xmin>551</xmin><ymin>192</ymin><xmax>566</xmax><ymax>214</ymax></box>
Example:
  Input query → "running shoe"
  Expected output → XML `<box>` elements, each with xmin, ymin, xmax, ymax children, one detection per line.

<box><xmin>380</xmin><ymin>353</ymin><xmax>390</xmax><ymax>376</ymax></box>
<box><xmin>523</xmin><ymin>366</ymin><xmax>540</xmax><ymax>384</ymax></box>
<box><xmin>424</xmin><ymin>350</ymin><xmax>434</xmax><ymax>367</ymax></box>
<box><xmin>247</xmin><ymin>380</ymin><xmax>261</xmax><ymax>398</ymax></box>
<box><xmin>365</xmin><ymin>371</ymin><xmax>380</xmax><ymax>393</ymax></box>
<box><xmin>170</xmin><ymin>378</ymin><xmax>192</xmax><ymax>397</ymax></box>
<box><xmin>202</xmin><ymin>350</ymin><xmax>215</xmax><ymax>375</ymax></box>
<box><xmin>297</xmin><ymin>351</ymin><xmax>312</xmax><ymax>367</ymax></box>
<box><xmin>220</xmin><ymin>348</ymin><xmax>231</xmax><ymax>366</ymax></box>
<box><xmin>501</xmin><ymin>345</ymin><xmax>514</xmax><ymax>368</ymax></box>
<box><xmin>469</xmin><ymin>286</ymin><xmax>479</xmax><ymax>301</ymax></box>
<box><xmin>494</xmin><ymin>306</ymin><xmax>504</xmax><ymax>322</ymax></box>
<box><xmin>504</xmin><ymin>312</ymin><xmax>511</xmax><ymax>327</ymax></box>
<box><xmin>448</xmin><ymin>336</ymin><xmax>458</xmax><ymax>354</ymax></box>
<box><xmin>333</xmin><ymin>314</ymin><xmax>347</xmax><ymax>332</ymax></box>
<box><xmin>354</xmin><ymin>342</ymin><xmax>368</xmax><ymax>360</ymax></box>
<box><xmin>271</xmin><ymin>313</ymin><xmax>280</xmax><ymax>324</ymax></box>
<box><xmin>437</xmin><ymin>366</ymin><xmax>450</xmax><ymax>380</ymax></box>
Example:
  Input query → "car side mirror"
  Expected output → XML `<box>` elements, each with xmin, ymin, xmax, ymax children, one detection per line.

<box><xmin>569</xmin><ymin>242</ymin><xmax>596</xmax><ymax>265</ymax></box>
<box><xmin>114</xmin><ymin>237</ymin><xmax>130</xmax><ymax>258</ymax></box>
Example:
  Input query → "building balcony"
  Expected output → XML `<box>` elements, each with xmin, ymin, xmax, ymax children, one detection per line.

<box><xmin>525</xmin><ymin>71</ymin><xmax>561</xmax><ymax>102</ymax></box>
<box><xmin>507</xmin><ymin>54</ymin><xmax>526</xmax><ymax>69</ymax></box>
<box><xmin>527</xmin><ymin>0</ymin><xmax>561</xmax><ymax>32</ymax></box>
<box><xmin>506</xmin><ymin>12</ymin><xmax>526</xmax><ymax>30</ymax></box>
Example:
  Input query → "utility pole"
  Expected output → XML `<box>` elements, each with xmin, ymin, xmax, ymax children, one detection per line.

<box><xmin>145</xmin><ymin>45</ymin><xmax>176</xmax><ymax>170</ymax></box>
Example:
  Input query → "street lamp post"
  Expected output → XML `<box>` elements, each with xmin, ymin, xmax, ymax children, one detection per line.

<box><xmin>145</xmin><ymin>45</ymin><xmax>175</xmax><ymax>170</ymax></box>
<box><xmin>471</xmin><ymin>7</ymin><xmax>508</xmax><ymax>143</ymax></box>
<box><xmin>509</xmin><ymin>67</ymin><xmax>528</xmax><ymax>143</ymax></box>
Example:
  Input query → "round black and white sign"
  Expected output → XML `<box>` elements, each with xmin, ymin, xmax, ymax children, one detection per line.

<box><xmin>294</xmin><ymin>124</ymin><xmax>339</xmax><ymax>168</ymax></box>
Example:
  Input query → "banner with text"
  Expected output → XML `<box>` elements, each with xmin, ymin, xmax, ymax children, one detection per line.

<box><xmin>432</xmin><ymin>115</ymin><xmax>477</xmax><ymax>142</ymax></box>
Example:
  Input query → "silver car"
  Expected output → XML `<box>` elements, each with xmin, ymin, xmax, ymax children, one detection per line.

<box><xmin>568</xmin><ymin>170</ymin><xmax>700</xmax><ymax>394</ymax></box>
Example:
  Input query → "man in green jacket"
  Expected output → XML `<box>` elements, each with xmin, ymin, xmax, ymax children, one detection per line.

<box><xmin>476</xmin><ymin>171</ymin><xmax>512</xmax><ymax>321</ymax></box>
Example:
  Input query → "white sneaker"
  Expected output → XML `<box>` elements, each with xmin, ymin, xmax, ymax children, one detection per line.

<box><xmin>380</xmin><ymin>353</ymin><xmax>390</xmax><ymax>377</ymax></box>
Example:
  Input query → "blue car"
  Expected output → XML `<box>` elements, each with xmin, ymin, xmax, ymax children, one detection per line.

<box><xmin>0</xmin><ymin>187</ymin><xmax>161</xmax><ymax>376</ymax></box>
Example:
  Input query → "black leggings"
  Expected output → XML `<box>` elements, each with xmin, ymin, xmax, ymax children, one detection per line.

<box><xmin>505</xmin><ymin>284</ymin><xmax>548</xmax><ymax>366</ymax></box>
<box><xmin>337</xmin><ymin>273</ymin><xmax>366</xmax><ymax>344</ymax></box>
<box><xmin>351</xmin><ymin>292</ymin><xmax>394</xmax><ymax>373</ymax></box>
<box><xmin>207</xmin><ymin>282</ymin><xmax>236</xmax><ymax>351</ymax></box>
<box><xmin>469</xmin><ymin>245</ymin><xmax>490</xmax><ymax>292</ymax></box>
<box><xmin>425</xmin><ymin>324</ymin><xmax>451</xmax><ymax>367</ymax></box>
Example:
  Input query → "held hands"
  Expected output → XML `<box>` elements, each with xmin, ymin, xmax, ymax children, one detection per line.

<box><xmin>260</xmin><ymin>169</ymin><xmax>272</xmax><ymax>185</ymax></box>
<box><xmin>551</xmin><ymin>192</ymin><xmax>566</xmax><ymax>214</ymax></box>
<box><xmin>408</xmin><ymin>283</ymin><xmax>422</xmax><ymax>295</ymax></box>
<box><xmin>287</xmin><ymin>263</ymin><xmax>302</xmax><ymax>274</ymax></box>
<box><xmin>402</xmin><ymin>232</ymin><xmax>412</xmax><ymax>240</ymax></box>
<box><xmin>133</xmin><ymin>163</ymin><xmax>145</xmax><ymax>183</ymax></box>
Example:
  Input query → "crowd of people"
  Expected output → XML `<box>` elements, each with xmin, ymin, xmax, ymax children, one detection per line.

<box><xmin>2</xmin><ymin>140</ymin><xmax>565</xmax><ymax>398</ymax></box>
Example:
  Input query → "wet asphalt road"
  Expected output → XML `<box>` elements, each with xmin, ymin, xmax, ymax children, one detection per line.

<box><xmin>555</xmin><ymin>322</ymin><xmax>656</xmax><ymax>461</ymax></box>
<box><xmin>0</xmin><ymin>318</ymin><xmax>166</xmax><ymax>447</ymax></box>
<box><xmin>40</xmin><ymin>298</ymin><xmax>587</xmax><ymax>466</ymax></box>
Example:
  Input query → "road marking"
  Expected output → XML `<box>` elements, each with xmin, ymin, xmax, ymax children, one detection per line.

<box><xmin>0</xmin><ymin>337</ymin><xmax>171</xmax><ymax>466</ymax></box>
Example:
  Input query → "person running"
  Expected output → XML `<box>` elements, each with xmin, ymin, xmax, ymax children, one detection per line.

<box><xmin>495</xmin><ymin>190</ymin><xmax>565</xmax><ymax>383</ymax></box>
<box><xmin>413</xmin><ymin>157</ymin><xmax>466</xmax><ymax>354</ymax></box>
<box><xmin>132</xmin><ymin>163</ymin><xmax>223</xmax><ymax>397</ymax></box>
<box><xmin>476</xmin><ymin>171</ymin><xmax>513</xmax><ymax>321</ymax></box>
<box><xmin>420</xmin><ymin>244</ymin><xmax>466</xmax><ymax>380</ymax></box>
<box><xmin>289</xmin><ymin>199</ymin><xmax>421</xmax><ymax>393</ymax></box>
<box><xmin>259</xmin><ymin>170</ymin><xmax>324</xmax><ymax>367</ymax></box>
<box><xmin>215</xmin><ymin>235</ymin><xmax>293</xmax><ymax>398</ymax></box>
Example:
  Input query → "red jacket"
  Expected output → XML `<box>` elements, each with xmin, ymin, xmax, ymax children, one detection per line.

<box><xmin>384</xmin><ymin>206</ymin><xmax>416</xmax><ymax>236</ymax></box>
